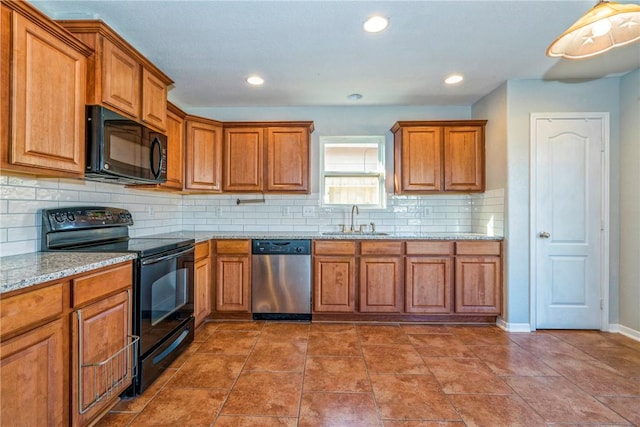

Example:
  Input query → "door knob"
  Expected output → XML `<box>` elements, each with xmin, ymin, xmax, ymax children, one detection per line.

<box><xmin>539</xmin><ymin>231</ymin><xmax>551</xmax><ymax>239</ymax></box>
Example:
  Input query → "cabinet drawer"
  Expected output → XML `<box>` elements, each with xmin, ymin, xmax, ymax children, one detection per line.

<box><xmin>72</xmin><ymin>263</ymin><xmax>133</xmax><ymax>308</ymax></box>
<box><xmin>216</xmin><ymin>239</ymin><xmax>250</xmax><ymax>255</ymax></box>
<box><xmin>456</xmin><ymin>241</ymin><xmax>501</xmax><ymax>256</ymax></box>
<box><xmin>195</xmin><ymin>241</ymin><xmax>210</xmax><ymax>260</ymax></box>
<box><xmin>0</xmin><ymin>282</ymin><xmax>64</xmax><ymax>337</ymax></box>
<box><xmin>360</xmin><ymin>241</ymin><xmax>403</xmax><ymax>255</ymax></box>
<box><xmin>314</xmin><ymin>241</ymin><xmax>356</xmax><ymax>256</ymax></box>
<box><xmin>406</xmin><ymin>241</ymin><xmax>454</xmax><ymax>255</ymax></box>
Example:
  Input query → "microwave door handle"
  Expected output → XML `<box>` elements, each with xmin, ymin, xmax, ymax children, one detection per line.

<box><xmin>150</xmin><ymin>137</ymin><xmax>163</xmax><ymax>179</ymax></box>
<box><xmin>141</xmin><ymin>247</ymin><xmax>194</xmax><ymax>265</ymax></box>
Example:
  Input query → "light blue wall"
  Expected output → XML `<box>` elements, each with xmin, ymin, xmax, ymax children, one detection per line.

<box><xmin>619</xmin><ymin>68</ymin><xmax>640</xmax><ymax>333</ymax></box>
<box><xmin>505</xmin><ymin>78</ymin><xmax>622</xmax><ymax>326</ymax></box>
<box><xmin>471</xmin><ymin>84</ymin><xmax>510</xmax><ymax>320</ymax></box>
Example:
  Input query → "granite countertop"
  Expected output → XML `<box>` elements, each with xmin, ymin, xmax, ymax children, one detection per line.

<box><xmin>1</xmin><ymin>231</ymin><xmax>501</xmax><ymax>294</ymax></box>
<box><xmin>1</xmin><ymin>252</ymin><xmax>137</xmax><ymax>294</ymax></box>
<box><xmin>149</xmin><ymin>231</ymin><xmax>503</xmax><ymax>243</ymax></box>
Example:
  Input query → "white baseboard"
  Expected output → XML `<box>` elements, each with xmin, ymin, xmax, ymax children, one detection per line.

<box><xmin>496</xmin><ymin>317</ymin><xmax>532</xmax><ymax>332</ymax></box>
<box><xmin>609</xmin><ymin>324</ymin><xmax>640</xmax><ymax>342</ymax></box>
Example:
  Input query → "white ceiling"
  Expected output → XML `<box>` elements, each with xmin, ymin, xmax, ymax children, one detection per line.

<box><xmin>31</xmin><ymin>0</ymin><xmax>640</xmax><ymax>108</ymax></box>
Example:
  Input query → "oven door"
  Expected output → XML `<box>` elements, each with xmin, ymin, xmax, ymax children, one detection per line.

<box><xmin>138</xmin><ymin>245</ymin><xmax>194</xmax><ymax>356</ymax></box>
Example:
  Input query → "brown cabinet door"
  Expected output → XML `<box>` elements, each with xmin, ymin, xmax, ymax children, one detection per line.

<box><xmin>454</xmin><ymin>256</ymin><xmax>501</xmax><ymax>314</ymax></box>
<box><xmin>185</xmin><ymin>118</ymin><xmax>223</xmax><ymax>191</ymax></box>
<box><xmin>8</xmin><ymin>12</ymin><xmax>86</xmax><ymax>175</ymax></box>
<box><xmin>359</xmin><ymin>257</ymin><xmax>403</xmax><ymax>313</ymax></box>
<box><xmin>395</xmin><ymin>126</ymin><xmax>442</xmax><ymax>193</ymax></box>
<box><xmin>194</xmin><ymin>256</ymin><xmax>212</xmax><ymax>327</ymax></box>
<box><xmin>405</xmin><ymin>257</ymin><xmax>452</xmax><ymax>313</ymax></box>
<box><xmin>216</xmin><ymin>255</ymin><xmax>250</xmax><ymax>312</ymax></box>
<box><xmin>72</xmin><ymin>289</ymin><xmax>132</xmax><ymax>426</ymax></box>
<box><xmin>1</xmin><ymin>319</ymin><xmax>66</xmax><ymax>426</ymax></box>
<box><xmin>102</xmin><ymin>39</ymin><xmax>140</xmax><ymax>117</ymax></box>
<box><xmin>443</xmin><ymin>126</ymin><xmax>484</xmax><ymax>191</ymax></box>
<box><xmin>141</xmin><ymin>67</ymin><xmax>167</xmax><ymax>131</ymax></box>
<box><xmin>265</xmin><ymin>127</ymin><xmax>310</xmax><ymax>193</ymax></box>
<box><xmin>163</xmin><ymin>104</ymin><xmax>185</xmax><ymax>190</ymax></box>
<box><xmin>223</xmin><ymin>127</ymin><xmax>263</xmax><ymax>192</ymax></box>
<box><xmin>313</xmin><ymin>256</ymin><xmax>356</xmax><ymax>312</ymax></box>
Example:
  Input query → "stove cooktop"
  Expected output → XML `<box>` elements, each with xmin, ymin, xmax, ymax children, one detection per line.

<box><xmin>59</xmin><ymin>237</ymin><xmax>194</xmax><ymax>258</ymax></box>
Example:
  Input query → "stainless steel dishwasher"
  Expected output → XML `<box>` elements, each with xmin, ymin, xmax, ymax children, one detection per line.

<box><xmin>252</xmin><ymin>239</ymin><xmax>311</xmax><ymax>320</ymax></box>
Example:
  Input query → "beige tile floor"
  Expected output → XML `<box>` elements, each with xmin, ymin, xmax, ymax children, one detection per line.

<box><xmin>97</xmin><ymin>322</ymin><xmax>640</xmax><ymax>426</ymax></box>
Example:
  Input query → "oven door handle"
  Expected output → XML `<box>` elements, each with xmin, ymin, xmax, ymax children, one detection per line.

<box><xmin>141</xmin><ymin>246</ymin><xmax>194</xmax><ymax>265</ymax></box>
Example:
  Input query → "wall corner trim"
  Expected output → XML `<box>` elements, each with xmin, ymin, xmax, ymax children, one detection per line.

<box><xmin>496</xmin><ymin>317</ymin><xmax>532</xmax><ymax>332</ymax></box>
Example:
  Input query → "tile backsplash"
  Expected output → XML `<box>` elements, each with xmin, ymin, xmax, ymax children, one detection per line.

<box><xmin>1</xmin><ymin>173</ymin><xmax>504</xmax><ymax>256</ymax></box>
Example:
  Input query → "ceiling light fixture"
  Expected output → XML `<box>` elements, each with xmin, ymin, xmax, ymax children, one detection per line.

<box><xmin>347</xmin><ymin>93</ymin><xmax>363</xmax><ymax>101</ymax></box>
<box><xmin>246</xmin><ymin>75</ymin><xmax>264</xmax><ymax>85</ymax></box>
<box><xmin>444</xmin><ymin>74</ymin><xmax>464</xmax><ymax>85</ymax></box>
<box><xmin>363</xmin><ymin>15</ymin><xmax>389</xmax><ymax>33</ymax></box>
<box><xmin>547</xmin><ymin>1</ymin><xmax>640</xmax><ymax>59</ymax></box>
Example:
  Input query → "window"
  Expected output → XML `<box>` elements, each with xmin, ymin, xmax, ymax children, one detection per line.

<box><xmin>320</xmin><ymin>136</ymin><xmax>386</xmax><ymax>208</ymax></box>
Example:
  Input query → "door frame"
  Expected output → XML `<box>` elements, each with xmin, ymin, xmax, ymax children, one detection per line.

<box><xmin>529</xmin><ymin>112</ymin><xmax>610</xmax><ymax>331</ymax></box>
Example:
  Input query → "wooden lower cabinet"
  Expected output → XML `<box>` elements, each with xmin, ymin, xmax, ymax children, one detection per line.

<box><xmin>214</xmin><ymin>240</ymin><xmax>251</xmax><ymax>313</ymax></box>
<box><xmin>313</xmin><ymin>241</ymin><xmax>357</xmax><ymax>313</ymax></box>
<box><xmin>454</xmin><ymin>256</ymin><xmax>501</xmax><ymax>314</ymax></box>
<box><xmin>0</xmin><ymin>318</ymin><xmax>66</xmax><ymax>426</ymax></box>
<box><xmin>311</xmin><ymin>239</ymin><xmax>501</xmax><ymax>320</ymax></box>
<box><xmin>313</xmin><ymin>256</ymin><xmax>356</xmax><ymax>312</ymax></box>
<box><xmin>359</xmin><ymin>256</ymin><xmax>403</xmax><ymax>313</ymax></box>
<box><xmin>72</xmin><ymin>289</ymin><xmax>131</xmax><ymax>426</ymax></box>
<box><xmin>405</xmin><ymin>256</ymin><xmax>452</xmax><ymax>313</ymax></box>
<box><xmin>454</xmin><ymin>241</ymin><xmax>502</xmax><ymax>314</ymax></box>
<box><xmin>194</xmin><ymin>241</ymin><xmax>212</xmax><ymax>327</ymax></box>
<box><xmin>0</xmin><ymin>260</ymin><xmax>134</xmax><ymax>427</ymax></box>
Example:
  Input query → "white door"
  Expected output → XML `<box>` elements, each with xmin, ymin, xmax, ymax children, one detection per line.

<box><xmin>532</xmin><ymin>113</ymin><xmax>608</xmax><ymax>330</ymax></box>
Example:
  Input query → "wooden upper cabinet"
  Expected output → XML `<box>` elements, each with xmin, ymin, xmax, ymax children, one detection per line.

<box><xmin>162</xmin><ymin>102</ymin><xmax>185</xmax><ymax>190</ymax></box>
<box><xmin>141</xmin><ymin>67</ymin><xmax>168</xmax><ymax>130</ymax></box>
<box><xmin>1</xmin><ymin>2</ymin><xmax>91</xmax><ymax>177</ymax></box>
<box><xmin>223</xmin><ymin>127</ymin><xmax>264</xmax><ymax>192</ymax></box>
<box><xmin>444</xmin><ymin>126</ymin><xmax>484</xmax><ymax>191</ymax></box>
<box><xmin>101</xmin><ymin>38</ymin><xmax>140</xmax><ymax>117</ymax></box>
<box><xmin>185</xmin><ymin>116</ymin><xmax>223</xmax><ymax>192</ymax></box>
<box><xmin>393</xmin><ymin>126</ymin><xmax>442</xmax><ymax>192</ymax></box>
<box><xmin>58</xmin><ymin>19</ymin><xmax>173</xmax><ymax>132</ymax></box>
<box><xmin>392</xmin><ymin>120</ymin><xmax>486</xmax><ymax>193</ymax></box>
<box><xmin>266</xmin><ymin>127</ymin><xmax>311</xmax><ymax>192</ymax></box>
<box><xmin>223</xmin><ymin>122</ymin><xmax>313</xmax><ymax>194</ymax></box>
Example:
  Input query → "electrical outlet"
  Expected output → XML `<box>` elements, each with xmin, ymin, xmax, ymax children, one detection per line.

<box><xmin>423</xmin><ymin>207</ymin><xmax>432</xmax><ymax>216</ymax></box>
<box><xmin>282</xmin><ymin>207</ymin><xmax>291</xmax><ymax>216</ymax></box>
<box><xmin>214</xmin><ymin>207</ymin><xmax>223</xmax><ymax>217</ymax></box>
<box><xmin>302</xmin><ymin>206</ymin><xmax>316</xmax><ymax>217</ymax></box>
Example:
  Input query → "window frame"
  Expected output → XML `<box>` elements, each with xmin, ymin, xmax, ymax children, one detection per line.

<box><xmin>319</xmin><ymin>135</ymin><xmax>386</xmax><ymax>208</ymax></box>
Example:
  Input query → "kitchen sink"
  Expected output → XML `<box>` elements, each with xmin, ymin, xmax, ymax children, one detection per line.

<box><xmin>321</xmin><ymin>231</ymin><xmax>389</xmax><ymax>236</ymax></box>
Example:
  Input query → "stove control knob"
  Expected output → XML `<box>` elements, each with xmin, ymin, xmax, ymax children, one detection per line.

<box><xmin>53</xmin><ymin>213</ymin><xmax>64</xmax><ymax>223</ymax></box>
<box><xmin>295</xmin><ymin>246</ymin><xmax>303</xmax><ymax>253</ymax></box>
<box><xmin>66</xmin><ymin>212</ymin><xmax>75</xmax><ymax>222</ymax></box>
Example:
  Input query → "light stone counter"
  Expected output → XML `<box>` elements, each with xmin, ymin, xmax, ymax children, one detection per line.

<box><xmin>148</xmin><ymin>231</ymin><xmax>503</xmax><ymax>243</ymax></box>
<box><xmin>1</xmin><ymin>252</ymin><xmax>137</xmax><ymax>294</ymax></box>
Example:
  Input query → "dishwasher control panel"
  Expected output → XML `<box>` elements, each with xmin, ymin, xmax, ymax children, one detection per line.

<box><xmin>252</xmin><ymin>239</ymin><xmax>311</xmax><ymax>255</ymax></box>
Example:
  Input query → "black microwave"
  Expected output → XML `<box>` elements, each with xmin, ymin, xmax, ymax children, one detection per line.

<box><xmin>85</xmin><ymin>105</ymin><xmax>167</xmax><ymax>185</ymax></box>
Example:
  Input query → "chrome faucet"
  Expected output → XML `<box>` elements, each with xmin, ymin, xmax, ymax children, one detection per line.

<box><xmin>350</xmin><ymin>204</ymin><xmax>359</xmax><ymax>232</ymax></box>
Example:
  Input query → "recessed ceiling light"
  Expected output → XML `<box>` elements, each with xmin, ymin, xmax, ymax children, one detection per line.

<box><xmin>363</xmin><ymin>15</ymin><xmax>389</xmax><ymax>33</ymax></box>
<box><xmin>444</xmin><ymin>74</ymin><xmax>464</xmax><ymax>85</ymax></box>
<box><xmin>246</xmin><ymin>75</ymin><xmax>264</xmax><ymax>86</ymax></box>
<box><xmin>347</xmin><ymin>93</ymin><xmax>363</xmax><ymax>101</ymax></box>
